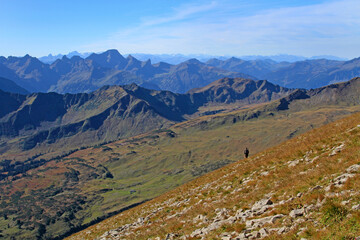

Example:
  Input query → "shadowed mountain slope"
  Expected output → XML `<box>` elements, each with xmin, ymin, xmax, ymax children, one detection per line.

<box><xmin>0</xmin><ymin>55</ymin><xmax>59</xmax><ymax>92</ymax></box>
<box><xmin>0</xmin><ymin>77</ymin><xmax>29</xmax><ymax>94</ymax></box>
<box><xmin>188</xmin><ymin>78</ymin><xmax>289</xmax><ymax>105</ymax></box>
<box><xmin>0</xmin><ymin>78</ymin><xmax>292</xmax><ymax>158</ymax></box>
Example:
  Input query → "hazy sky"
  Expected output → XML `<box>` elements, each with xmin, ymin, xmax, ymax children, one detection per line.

<box><xmin>0</xmin><ymin>0</ymin><xmax>359</xmax><ymax>58</ymax></box>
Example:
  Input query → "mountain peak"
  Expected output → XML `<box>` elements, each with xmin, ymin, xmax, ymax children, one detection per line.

<box><xmin>141</xmin><ymin>59</ymin><xmax>152</xmax><ymax>68</ymax></box>
<box><xmin>61</xmin><ymin>55</ymin><xmax>69</xmax><ymax>60</ymax></box>
<box><xmin>86</xmin><ymin>49</ymin><xmax>126</xmax><ymax>69</ymax></box>
<box><xmin>105</xmin><ymin>49</ymin><xmax>121</xmax><ymax>55</ymax></box>
<box><xmin>126</xmin><ymin>54</ymin><xmax>136</xmax><ymax>60</ymax></box>
<box><xmin>125</xmin><ymin>55</ymin><xmax>142</xmax><ymax>70</ymax></box>
<box><xmin>185</xmin><ymin>58</ymin><xmax>201</xmax><ymax>64</ymax></box>
<box><xmin>70</xmin><ymin>55</ymin><xmax>83</xmax><ymax>62</ymax></box>
<box><xmin>229</xmin><ymin>56</ymin><xmax>241</xmax><ymax>61</ymax></box>
<box><xmin>102</xmin><ymin>49</ymin><xmax>125</xmax><ymax>61</ymax></box>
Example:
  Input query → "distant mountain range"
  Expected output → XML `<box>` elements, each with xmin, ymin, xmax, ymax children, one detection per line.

<box><xmin>0</xmin><ymin>50</ymin><xmax>250</xmax><ymax>94</ymax></box>
<box><xmin>40</xmin><ymin>51</ymin><xmax>347</xmax><ymax>65</ymax></box>
<box><xmin>207</xmin><ymin>57</ymin><xmax>360</xmax><ymax>89</ymax></box>
<box><xmin>0</xmin><ymin>50</ymin><xmax>359</xmax><ymax>95</ymax></box>
<box><xmin>39</xmin><ymin>51</ymin><xmax>93</xmax><ymax>64</ymax></box>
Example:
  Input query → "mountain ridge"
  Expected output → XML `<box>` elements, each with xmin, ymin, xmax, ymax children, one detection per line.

<box><xmin>0</xmin><ymin>50</ymin><xmax>254</xmax><ymax>94</ymax></box>
<box><xmin>0</xmin><ymin>77</ymin><xmax>292</xmax><ymax>159</ymax></box>
<box><xmin>2</xmin><ymin>50</ymin><xmax>359</xmax><ymax>94</ymax></box>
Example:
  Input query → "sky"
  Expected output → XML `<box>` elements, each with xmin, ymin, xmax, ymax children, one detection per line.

<box><xmin>0</xmin><ymin>0</ymin><xmax>359</xmax><ymax>58</ymax></box>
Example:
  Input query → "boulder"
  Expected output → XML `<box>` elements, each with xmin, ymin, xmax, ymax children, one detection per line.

<box><xmin>290</xmin><ymin>208</ymin><xmax>305</xmax><ymax>218</ymax></box>
<box><xmin>347</xmin><ymin>164</ymin><xmax>360</xmax><ymax>173</ymax></box>
<box><xmin>246</xmin><ymin>214</ymin><xmax>284</xmax><ymax>229</ymax></box>
<box><xmin>251</xmin><ymin>198</ymin><xmax>273</xmax><ymax>212</ymax></box>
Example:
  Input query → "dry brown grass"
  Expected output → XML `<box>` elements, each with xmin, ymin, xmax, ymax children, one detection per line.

<box><xmin>66</xmin><ymin>111</ymin><xmax>360</xmax><ymax>239</ymax></box>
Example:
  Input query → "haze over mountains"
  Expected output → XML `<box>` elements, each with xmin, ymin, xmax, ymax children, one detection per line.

<box><xmin>39</xmin><ymin>52</ymin><xmax>347</xmax><ymax>65</ymax></box>
<box><xmin>207</xmin><ymin>57</ymin><xmax>360</xmax><ymax>89</ymax></box>
<box><xmin>0</xmin><ymin>50</ymin><xmax>250</xmax><ymax>94</ymax></box>
<box><xmin>0</xmin><ymin>49</ymin><xmax>359</xmax><ymax>96</ymax></box>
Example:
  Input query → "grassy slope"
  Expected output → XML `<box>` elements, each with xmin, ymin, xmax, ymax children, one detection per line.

<box><xmin>1</xmin><ymin>102</ymin><xmax>359</xmax><ymax>239</ymax></box>
<box><xmin>68</xmin><ymin>111</ymin><xmax>360</xmax><ymax>240</ymax></box>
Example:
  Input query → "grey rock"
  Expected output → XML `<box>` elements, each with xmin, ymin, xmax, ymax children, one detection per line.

<box><xmin>251</xmin><ymin>198</ymin><xmax>273</xmax><ymax>212</ymax></box>
<box><xmin>352</xmin><ymin>204</ymin><xmax>360</xmax><ymax>210</ymax></box>
<box><xmin>246</xmin><ymin>214</ymin><xmax>284</xmax><ymax>229</ymax></box>
<box><xmin>290</xmin><ymin>208</ymin><xmax>305</xmax><ymax>218</ymax></box>
<box><xmin>277</xmin><ymin>226</ymin><xmax>289</xmax><ymax>234</ymax></box>
<box><xmin>347</xmin><ymin>164</ymin><xmax>360</xmax><ymax>173</ymax></box>
<box><xmin>165</xmin><ymin>233</ymin><xmax>179</xmax><ymax>240</ymax></box>
<box><xmin>311</xmin><ymin>185</ymin><xmax>322</xmax><ymax>191</ymax></box>
<box><xmin>259</xmin><ymin>227</ymin><xmax>268</xmax><ymax>237</ymax></box>
<box><xmin>329</xmin><ymin>143</ymin><xmax>345</xmax><ymax>156</ymax></box>
<box><xmin>334</xmin><ymin>173</ymin><xmax>354</xmax><ymax>186</ymax></box>
<box><xmin>250</xmin><ymin>231</ymin><xmax>260</xmax><ymax>239</ymax></box>
<box><xmin>236</xmin><ymin>233</ymin><xmax>247</xmax><ymax>240</ymax></box>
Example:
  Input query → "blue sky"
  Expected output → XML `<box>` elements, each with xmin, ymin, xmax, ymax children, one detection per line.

<box><xmin>0</xmin><ymin>0</ymin><xmax>359</xmax><ymax>58</ymax></box>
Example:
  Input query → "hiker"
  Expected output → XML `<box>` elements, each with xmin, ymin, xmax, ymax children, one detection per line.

<box><xmin>244</xmin><ymin>148</ymin><xmax>249</xmax><ymax>158</ymax></box>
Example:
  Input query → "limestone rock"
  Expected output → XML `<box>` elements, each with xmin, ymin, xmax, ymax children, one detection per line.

<box><xmin>251</xmin><ymin>198</ymin><xmax>273</xmax><ymax>212</ymax></box>
<box><xmin>333</xmin><ymin>173</ymin><xmax>354</xmax><ymax>186</ymax></box>
<box><xmin>246</xmin><ymin>214</ymin><xmax>284</xmax><ymax>229</ymax></box>
<box><xmin>290</xmin><ymin>208</ymin><xmax>305</xmax><ymax>218</ymax></box>
<box><xmin>347</xmin><ymin>164</ymin><xmax>360</xmax><ymax>173</ymax></box>
<box><xmin>329</xmin><ymin>143</ymin><xmax>345</xmax><ymax>156</ymax></box>
<box><xmin>352</xmin><ymin>204</ymin><xmax>360</xmax><ymax>210</ymax></box>
<box><xmin>259</xmin><ymin>228</ymin><xmax>268</xmax><ymax>237</ymax></box>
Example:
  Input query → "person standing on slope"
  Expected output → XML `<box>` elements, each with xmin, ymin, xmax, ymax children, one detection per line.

<box><xmin>244</xmin><ymin>148</ymin><xmax>249</xmax><ymax>158</ymax></box>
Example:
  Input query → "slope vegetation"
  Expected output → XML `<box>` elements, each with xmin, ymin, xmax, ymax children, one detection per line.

<box><xmin>68</xmin><ymin>107</ymin><xmax>360</xmax><ymax>240</ymax></box>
